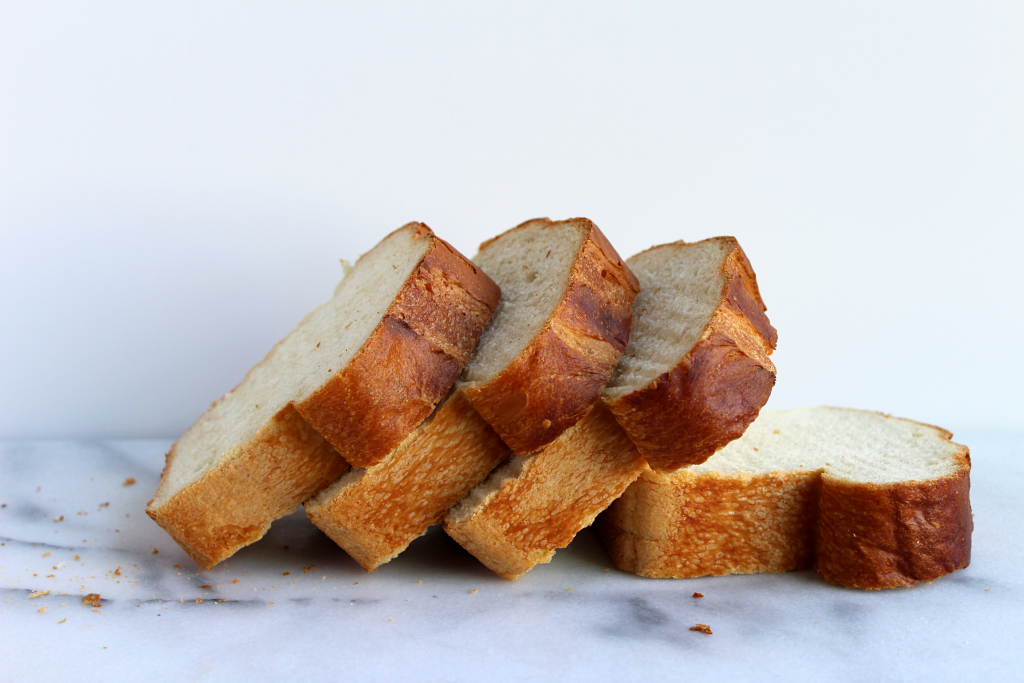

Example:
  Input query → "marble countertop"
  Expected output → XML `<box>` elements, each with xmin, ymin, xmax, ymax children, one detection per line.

<box><xmin>2</xmin><ymin>433</ymin><xmax>1022</xmax><ymax>682</ymax></box>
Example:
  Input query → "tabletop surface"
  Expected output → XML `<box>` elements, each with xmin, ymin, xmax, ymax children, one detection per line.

<box><xmin>2</xmin><ymin>432</ymin><xmax>1021</xmax><ymax>682</ymax></box>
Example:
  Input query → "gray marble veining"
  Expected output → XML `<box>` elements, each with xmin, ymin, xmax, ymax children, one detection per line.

<box><xmin>2</xmin><ymin>434</ymin><xmax>1022</xmax><ymax>682</ymax></box>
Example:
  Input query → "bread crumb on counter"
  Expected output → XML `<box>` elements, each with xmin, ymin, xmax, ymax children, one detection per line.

<box><xmin>82</xmin><ymin>593</ymin><xmax>101</xmax><ymax>607</ymax></box>
<box><xmin>123</xmin><ymin>477</ymin><xmax>136</xmax><ymax>486</ymax></box>
<box><xmin>692</xmin><ymin>592</ymin><xmax>704</xmax><ymax>598</ymax></box>
<box><xmin>690</xmin><ymin>624</ymin><xmax>712</xmax><ymax>634</ymax></box>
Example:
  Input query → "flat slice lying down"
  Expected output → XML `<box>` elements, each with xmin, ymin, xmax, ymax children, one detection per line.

<box><xmin>603</xmin><ymin>237</ymin><xmax>777</xmax><ymax>471</ymax></box>
<box><xmin>148</xmin><ymin>223</ymin><xmax>499</xmax><ymax>569</ymax></box>
<box><xmin>598</xmin><ymin>406</ymin><xmax>972</xmax><ymax>589</ymax></box>
<box><xmin>305</xmin><ymin>217</ymin><xmax>639</xmax><ymax>571</ymax></box>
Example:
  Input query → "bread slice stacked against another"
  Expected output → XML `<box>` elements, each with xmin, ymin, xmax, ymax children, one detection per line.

<box><xmin>147</xmin><ymin>223</ymin><xmax>500</xmax><ymax>569</ymax></box>
<box><xmin>598</xmin><ymin>407</ymin><xmax>972</xmax><ymax>589</ymax></box>
<box><xmin>305</xmin><ymin>218</ymin><xmax>640</xmax><ymax>571</ymax></box>
<box><xmin>445</xmin><ymin>237</ymin><xmax>777</xmax><ymax>579</ymax></box>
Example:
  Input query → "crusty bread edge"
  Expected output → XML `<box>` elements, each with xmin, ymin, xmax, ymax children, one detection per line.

<box><xmin>296</xmin><ymin>224</ymin><xmax>501</xmax><ymax>468</ymax></box>
<box><xmin>465</xmin><ymin>218</ymin><xmax>640</xmax><ymax>455</ymax></box>
<box><xmin>604</xmin><ymin>237</ymin><xmax>778</xmax><ymax>471</ymax></box>
<box><xmin>147</xmin><ymin>404</ymin><xmax>348</xmax><ymax>569</ymax></box>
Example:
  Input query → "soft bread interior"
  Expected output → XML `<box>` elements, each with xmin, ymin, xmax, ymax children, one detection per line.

<box><xmin>461</xmin><ymin>221</ymin><xmax>587</xmax><ymax>385</ymax></box>
<box><xmin>684</xmin><ymin>407</ymin><xmax>963</xmax><ymax>484</ymax></box>
<box><xmin>603</xmin><ymin>239</ymin><xmax>732</xmax><ymax>400</ymax></box>
<box><xmin>152</xmin><ymin>226</ymin><xmax>431</xmax><ymax>508</ymax></box>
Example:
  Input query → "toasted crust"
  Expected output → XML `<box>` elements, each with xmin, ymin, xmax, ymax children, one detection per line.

<box><xmin>465</xmin><ymin>218</ymin><xmax>640</xmax><ymax>455</ymax></box>
<box><xmin>604</xmin><ymin>238</ymin><xmax>778</xmax><ymax>471</ymax></box>
<box><xmin>305</xmin><ymin>391</ymin><xmax>509</xmax><ymax>571</ymax></box>
<box><xmin>444</xmin><ymin>403</ymin><xmax>647</xmax><ymax>579</ymax></box>
<box><xmin>296</xmin><ymin>226</ymin><xmax>501</xmax><ymax>467</ymax></box>
<box><xmin>147</xmin><ymin>405</ymin><xmax>348</xmax><ymax>569</ymax></box>
<box><xmin>815</xmin><ymin>463</ymin><xmax>972</xmax><ymax>589</ymax></box>
<box><xmin>598</xmin><ymin>415</ymin><xmax>972</xmax><ymax>589</ymax></box>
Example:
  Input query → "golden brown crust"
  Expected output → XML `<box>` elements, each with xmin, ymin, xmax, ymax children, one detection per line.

<box><xmin>296</xmin><ymin>226</ymin><xmax>501</xmax><ymax>467</ymax></box>
<box><xmin>464</xmin><ymin>218</ymin><xmax>640</xmax><ymax>455</ymax></box>
<box><xmin>146</xmin><ymin>405</ymin><xmax>348</xmax><ymax>569</ymax></box>
<box><xmin>305</xmin><ymin>391</ymin><xmax>509</xmax><ymax>571</ymax></box>
<box><xmin>444</xmin><ymin>402</ymin><xmax>647</xmax><ymax>579</ymax></box>
<box><xmin>599</xmin><ymin>425</ymin><xmax>972</xmax><ymax>589</ymax></box>
<box><xmin>598</xmin><ymin>468</ymin><xmax>821</xmax><ymax>578</ymax></box>
<box><xmin>604</xmin><ymin>238</ymin><xmax>777</xmax><ymax>471</ymax></box>
<box><xmin>815</xmin><ymin>457</ymin><xmax>972</xmax><ymax>589</ymax></box>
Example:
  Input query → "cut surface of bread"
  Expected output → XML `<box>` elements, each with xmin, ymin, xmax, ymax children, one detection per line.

<box><xmin>305</xmin><ymin>391</ymin><xmax>509</xmax><ymax>571</ymax></box>
<box><xmin>603</xmin><ymin>237</ymin><xmax>777</xmax><ymax>471</ymax></box>
<box><xmin>444</xmin><ymin>403</ymin><xmax>647</xmax><ymax>580</ymax></box>
<box><xmin>462</xmin><ymin>217</ymin><xmax>640</xmax><ymax>455</ymax></box>
<box><xmin>148</xmin><ymin>223</ymin><xmax>500</xmax><ymax>569</ymax></box>
<box><xmin>598</xmin><ymin>407</ymin><xmax>972</xmax><ymax>589</ymax></box>
<box><xmin>305</xmin><ymin>217</ymin><xmax>639</xmax><ymax>570</ymax></box>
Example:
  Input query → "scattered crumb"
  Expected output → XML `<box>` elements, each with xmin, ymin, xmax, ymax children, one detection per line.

<box><xmin>28</xmin><ymin>590</ymin><xmax>50</xmax><ymax>598</ymax></box>
<box><xmin>53</xmin><ymin>516</ymin><xmax>64</xmax><ymax>522</ymax></box>
<box><xmin>986</xmin><ymin>589</ymin><xmax>991</xmax><ymax>592</ymax></box>
<box><xmin>302</xmin><ymin>565</ymin><xmax>315</xmax><ymax>574</ymax></box>
<box><xmin>196</xmin><ymin>598</ymin><xmax>203</xmax><ymax>603</ymax></box>
<box><xmin>469</xmin><ymin>589</ymin><xmax>478</xmax><ymax>594</ymax></box>
<box><xmin>92</xmin><ymin>609</ymin><xmax>101</xmax><ymax>613</ymax></box>
<box><xmin>566</xmin><ymin>588</ymin><xmax>572</xmax><ymax>592</ymax></box>
<box><xmin>416</xmin><ymin>580</ymin><xmax>422</xmax><ymax>584</ymax></box>
<box><xmin>58</xmin><ymin>618</ymin><xmax>66</xmax><ymax>624</ymax></box>
<box><xmin>388</xmin><ymin>619</ymin><xmax>393</xmax><ymax>622</ymax></box>
<box><xmin>74</xmin><ymin>556</ymin><xmax>80</xmax><ymax>561</ymax></box>
<box><xmin>82</xmin><ymin>593</ymin><xmax>101</xmax><ymax>607</ymax></box>
<box><xmin>152</xmin><ymin>548</ymin><xmax>159</xmax><ymax>554</ymax></box>
<box><xmin>283</xmin><ymin>572</ymin><xmax>290</xmax><ymax>576</ymax></box>
<box><xmin>773</xmin><ymin>429</ymin><xmax>780</xmax><ymax>434</ymax></box>
<box><xmin>113</xmin><ymin>567</ymin><xmax>121</xmax><ymax>576</ymax></box>
<box><xmin>99</xmin><ymin>502</ymin><xmax>109</xmax><ymax>507</ymax></box>
<box><xmin>268</xmin><ymin>602</ymin><xmax>273</xmax><ymax>605</ymax></box>
<box><xmin>38</xmin><ymin>607</ymin><xmax>48</xmax><ymax>613</ymax></box>
<box><xmin>354</xmin><ymin>582</ymin><xmax>358</xmax><ymax>585</ymax></box>
<box><xmin>200</xmin><ymin>585</ymin><xmax>212</xmax><ymax>589</ymax></box>
<box><xmin>690</xmin><ymin>624</ymin><xmax>712</xmax><ymax>634</ymax></box>
<box><xmin>692</xmin><ymin>592</ymin><xmax>704</xmax><ymax>599</ymax></box>
<box><xmin>173</xmin><ymin>564</ymin><xmax>180</xmax><ymax>568</ymax></box>
<box><xmin>123</xmin><ymin>478</ymin><xmax>136</xmax><ymax>486</ymax></box>
<box><xmin>42</xmin><ymin>552</ymin><xmax>51</xmax><ymax>557</ymax></box>
<box><xmin>231</xmin><ymin>579</ymin><xmax>238</xmax><ymax>584</ymax></box>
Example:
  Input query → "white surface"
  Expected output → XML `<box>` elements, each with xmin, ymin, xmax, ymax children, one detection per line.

<box><xmin>1</xmin><ymin>434</ymin><xmax>1021</xmax><ymax>682</ymax></box>
<box><xmin>1</xmin><ymin>2</ymin><xmax>1023</xmax><ymax>440</ymax></box>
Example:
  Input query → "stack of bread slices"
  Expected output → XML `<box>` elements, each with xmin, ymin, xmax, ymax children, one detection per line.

<box><xmin>148</xmin><ymin>218</ymin><xmax>971</xmax><ymax>590</ymax></box>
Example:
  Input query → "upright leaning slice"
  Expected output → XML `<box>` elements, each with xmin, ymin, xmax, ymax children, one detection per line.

<box><xmin>305</xmin><ymin>217</ymin><xmax>640</xmax><ymax>571</ymax></box>
<box><xmin>147</xmin><ymin>223</ymin><xmax>500</xmax><ymax>569</ymax></box>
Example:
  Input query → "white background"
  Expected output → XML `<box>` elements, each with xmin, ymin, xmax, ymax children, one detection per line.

<box><xmin>1</xmin><ymin>1</ymin><xmax>1021</xmax><ymax>439</ymax></box>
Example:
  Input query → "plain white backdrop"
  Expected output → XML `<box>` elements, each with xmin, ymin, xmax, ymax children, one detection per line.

<box><xmin>1</xmin><ymin>1</ymin><xmax>1021</xmax><ymax>439</ymax></box>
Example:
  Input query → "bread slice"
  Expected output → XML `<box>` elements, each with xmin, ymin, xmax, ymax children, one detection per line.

<box><xmin>444</xmin><ymin>402</ymin><xmax>646</xmax><ymax>579</ymax></box>
<box><xmin>602</xmin><ymin>237</ymin><xmax>778</xmax><ymax>471</ymax></box>
<box><xmin>461</xmin><ymin>217</ymin><xmax>640</xmax><ymax>455</ymax></box>
<box><xmin>305</xmin><ymin>217</ymin><xmax>639</xmax><ymax>571</ymax></box>
<box><xmin>598</xmin><ymin>407</ymin><xmax>972</xmax><ymax>589</ymax></box>
<box><xmin>147</xmin><ymin>223</ymin><xmax>500</xmax><ymax>569</ymax></box>
<box><xmin>305</xmin><ymin>391</ymin><xmax>509</xmax><ymax>571</ymax></box>
<box><xmin>443</xmin><ymin>236</ymin><xmax>775</xmax><ymax>579</ymax></box>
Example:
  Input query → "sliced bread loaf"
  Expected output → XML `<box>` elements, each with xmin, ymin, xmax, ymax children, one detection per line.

<box><xmin>147</xmin><ymin>223</ymin><xmax>499</xmax><ymax>569</ymax></box>
<box><xmin>444</xmin><ymin>236</ymin><xmax>775</xmax><ymax>579</ymax></box>
<box><xmin>461</xmin><ymin>218</ymin><xmax>640</xmax><ymax>455</ymax></box>
<box><xmin>305</xmin><ymin>217</ymin><xmax>639</xmax><ymax>571</ymax></box>
<box><xmin>603</xmin><ymin>237</ymin><xmax>777</xmax><ymax>471</ymax></box>
<box><xmin>598</xmin><ymin>406</ymin><xmax>972</xmax><ymax>589</ymax></box>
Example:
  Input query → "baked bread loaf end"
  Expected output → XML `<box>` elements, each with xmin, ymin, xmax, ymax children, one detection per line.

<box><xmin>599</xmin><ymin>407</ymin><xmax>972</xmax><ymax>589</ymax></box>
